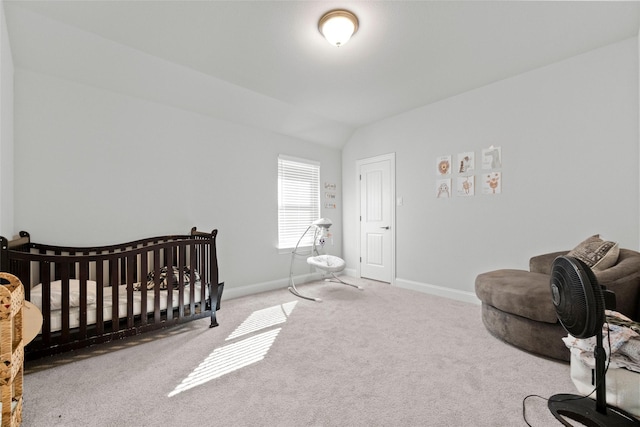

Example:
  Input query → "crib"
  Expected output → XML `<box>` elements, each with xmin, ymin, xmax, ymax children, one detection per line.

<box><xmin>0</xmin><ymin>228</ymin><xmax>224</xmax><ymax>360</ymax></box>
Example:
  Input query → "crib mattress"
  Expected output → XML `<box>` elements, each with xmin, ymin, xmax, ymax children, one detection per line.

<box><xmin>31</xmin><ymin>284</ymin><xmax>207</xmax><ymax>333</ymax></box>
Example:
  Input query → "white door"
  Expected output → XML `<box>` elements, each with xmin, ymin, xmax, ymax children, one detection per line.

<box><xmin>359</xmin><ymin>155</ymin><xmax>394</xmax><ymax>283</ymax></box>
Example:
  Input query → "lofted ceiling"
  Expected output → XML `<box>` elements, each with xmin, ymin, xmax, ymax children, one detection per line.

<box><xmin>4</xmin><ymin>0</ymin><xmax>640</xmax><ymax>148</ymax></box>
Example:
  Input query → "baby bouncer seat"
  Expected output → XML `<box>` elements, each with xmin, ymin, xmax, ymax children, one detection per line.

<box><xmin>289</xmin><ymin>218</ymin><xmax>362</xmax><ymax>302</ymax></box>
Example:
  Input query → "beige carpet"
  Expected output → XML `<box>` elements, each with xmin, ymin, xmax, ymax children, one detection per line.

<box><xmin>23</xmin><ymin>278</ymin><xmax>576</xmax><ymax>426</ymax></box>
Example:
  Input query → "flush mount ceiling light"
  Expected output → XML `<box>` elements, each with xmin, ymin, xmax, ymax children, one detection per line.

<box><xmin>318</xmin><ymin>9</ymin><xmax>359</xmax><ymax>47</ymax></box>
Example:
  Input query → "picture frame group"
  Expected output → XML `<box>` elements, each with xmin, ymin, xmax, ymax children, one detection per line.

<box><xmin>435</xmin><ymin>146</ymin><xmax>502</xmax><ymax>198</ymax></box>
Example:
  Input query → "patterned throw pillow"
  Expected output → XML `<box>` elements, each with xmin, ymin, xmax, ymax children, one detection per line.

<box><xmin>133</xmin><ymin>266</ymin><xmax>201</xmax><ymax>291</ymax></box>
<box><xmin>568</xmin><ymin>234</ymin><xmax>619</xmax><ymax>271</ymax></box>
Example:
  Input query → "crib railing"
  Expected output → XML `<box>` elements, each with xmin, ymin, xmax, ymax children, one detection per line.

<box><xmin>0</xmin><ymin>229</ymin><xmax>221</xmax><ymax>359</ymax></box>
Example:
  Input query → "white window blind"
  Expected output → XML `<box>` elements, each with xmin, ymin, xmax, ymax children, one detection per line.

<box><xmin>278</xmin><ymin>156</ymin><xmax>320</xmax><ymax>249</ymax></box>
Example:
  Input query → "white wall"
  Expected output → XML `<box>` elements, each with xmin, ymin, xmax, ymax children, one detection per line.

<box><xmin>343</xmin><ymin>37</ymin><xmax>639</xmax><ymax>300</ymax></box>
<box><xmin>13</xmin><ymin>69</ymin><xmax>342</xmax><ymax>298</ymax></box>
<box><xmin>9</xmin><ymin>8</ymin><xmax>638</xmax><ymax>302</ymax></box>
<box><xmin>0</xmin><ymin>2</ymin><xmax>13</xmax><ymax>238</ymax></box>
<box><xmin>8</xmin><ymin>2</ymin><xmax>344</xmax><ymax>299</ymax></box>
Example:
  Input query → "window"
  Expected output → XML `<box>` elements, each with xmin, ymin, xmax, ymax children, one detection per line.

<box><xmin>278</xmin><ymin>155</ymin><xmax>320</xmax><ymax>249</ymax></box>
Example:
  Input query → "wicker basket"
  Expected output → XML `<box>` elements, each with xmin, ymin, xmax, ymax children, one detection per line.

<box><xmin>0</xmin><ymin>273</ymin><xmax>24</xmax><ymax>427</ymax></box>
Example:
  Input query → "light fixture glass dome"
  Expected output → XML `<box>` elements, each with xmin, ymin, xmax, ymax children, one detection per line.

<box><xmin>318</xmin><ymin>10</ymin><xmax>359</xmax><ymax>47</ymax></box>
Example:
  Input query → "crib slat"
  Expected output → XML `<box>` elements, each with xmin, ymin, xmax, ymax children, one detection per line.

<box><xmin>60</xmin><ymin>262</ymin><xmax>70</xmax><ymax>343</ymax></box>
<box><xmin>153</xmin><ymin>248</ymin><xmax>161</xmax><ymax>324</ymax></box>
<box><xmin>140</xmin><ymin>251</ymin><xmax>148</xmax><ymax>326</ymax></box>
<box><xmin>39</xmin><ymin>261</ymin><xmax>52</xmax><ymax>347</ymax></box>
<box><xmin>166</xmin><ymin>248</ymin><xmax>174</xmax><ymax>322</ymax></box>
<box><xmin>189</xmin><ymin>242</ymin><xmax>196</xmax><ymax>316</ymax></box>
<box><xmin>126</xmin><ymin>254</ymin><xmax>135</xmax><ymax>329</ymax></box>
<box><xmin>199</xmin><ymin>240</ymin><xmax>206</xmax><ymax>311</ymax></box>
<box><xmin>110</xmin><ymin>257</ymin><xmax>119</xmax><ymax>334</ymax></box>
<box><xmin>96</xmin><ymin>259</ymin><xmax>105</xmax><ymax>335</ymax></box>
<box><xmin>79</xmin><ymin>261</ymin><xmax>89</xmax><ymax>338</ymax></box>
<box><xmin>176</xmin><ymin>245</ymin><xmax>184</xmax><ymax>318</ymax></box>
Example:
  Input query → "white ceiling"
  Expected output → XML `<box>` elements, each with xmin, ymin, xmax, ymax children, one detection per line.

<box><xmin>4</xmin><ymin>1</ymin><xmax>640</xmax><ymax>148</ymax></box>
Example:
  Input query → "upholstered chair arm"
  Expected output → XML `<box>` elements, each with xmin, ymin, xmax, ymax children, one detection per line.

<box><xmin>593</xmin><ymin>249</ymin><xmax>640</xmax><ymax>285</ymax></box>
<box><xmin>529</xmin><ymin>251</ymin><xmax>568</xmax><ymax>275</ymax></box>
<box><xmin>593</xmin><ymin>249</ymin><xmax>640</xmax><ymax>320</ymax></box>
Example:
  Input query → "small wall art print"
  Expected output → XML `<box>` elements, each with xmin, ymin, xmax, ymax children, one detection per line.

<box><xmin>481</xmin><ymin>146</ymin><xmax>502</xmax><ymax>170</ymax></box>
<box><xmin>483</xmin><ymin>172</ymin><xmax>501</xmax><ymax>195</ymax></box>
<box><xmin>436</xmin><ymin>178</ymin><xmax>451</xmax><ymax>198</ymax></box>
<box><xmin>324</xmin><ymin>182</ymin><xmax>336</xmax><ymax>190</ymax></box>
<box><xmin>435</xmin><ymin>155</ymin><xmax>452</xmax><ymax>176</ymax></box>
<box><xmin>324</xmin><ymin>182</ymin><xmax>337</xmax><ymax>208</ymax></box>
<box><xmin>457</xmin><ymin>152</ymin><xmax>475</xmax><ymax>174</ymax></box>
<box><xmin>457</xmin><ymin>176</ymin><xmax>475</xmax><ymax>196</ymax></box>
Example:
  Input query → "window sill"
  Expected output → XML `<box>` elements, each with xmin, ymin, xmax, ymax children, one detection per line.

<box><xmin>278</xmin><ymin>245</ymin><xmax>311</xmax><ymax>255</ymax></box>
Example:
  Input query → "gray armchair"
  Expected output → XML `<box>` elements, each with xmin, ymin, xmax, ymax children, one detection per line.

<box><xmin>475</xmin><ymin>247</ymin><xmax>640</xmax><ymax>361</ymax></box>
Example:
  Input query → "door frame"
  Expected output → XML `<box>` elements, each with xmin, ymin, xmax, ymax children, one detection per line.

<box><xmin>356</xmin><ymin>153</ymin><xmax>396</xmax><ymax>285</ymax></box>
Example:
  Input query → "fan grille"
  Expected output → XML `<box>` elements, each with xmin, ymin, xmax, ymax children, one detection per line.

<box><xmin>550</xmin><ymin>256</ymin><xmax>604</xmax><ymax>339</ymax></box>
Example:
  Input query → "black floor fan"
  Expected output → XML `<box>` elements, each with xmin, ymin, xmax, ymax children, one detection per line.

<box><xmin>548</xmin><ymin>255</ymin><xmax>640</xmax><ymax>426</ymax></box>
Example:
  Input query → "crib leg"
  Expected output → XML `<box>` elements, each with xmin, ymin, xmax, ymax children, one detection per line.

<box><xmin>215</xmin><ymin>282</ymin><xmax>224</xmax><ymax>311</ymax></box>
<box><xmin>209</xmin><ymin>312</ymin><xmax>218</xmax><ymax>328</ymax></box>
<box><xmin>209</xmin><ymin>282</ymin><xmax>224</xmax><ymax>328</ymax></box>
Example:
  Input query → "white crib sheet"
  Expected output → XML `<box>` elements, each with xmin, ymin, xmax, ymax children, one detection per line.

<box><xmin>31</xmin><ymin>284</ymin><xmax>207</xmax><ymax>333</ymax></box>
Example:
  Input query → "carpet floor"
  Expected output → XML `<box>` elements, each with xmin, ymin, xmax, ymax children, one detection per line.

<box><xmin>23</xmin><ymin>278</ymin><xmax>577</xmax><ymax>426</ymax></box>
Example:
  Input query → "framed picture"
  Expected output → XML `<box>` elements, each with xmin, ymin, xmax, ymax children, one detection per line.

<box><xmin>457</xmin><ymin>176</ymin><xmax>475</xmax><ymax>196</ymax></box>
<box><xmin>483</xmin><ymin>172</ymin><xmax>501</xmax><ymax>194</ymax></box>
<box><xmin>457</xmin><ymin>152</ymin><xmax>475</xmax><ymax>174</ymax></box>
<box><xmin>435</xmin><ymin>155</ymin><xmax>452</xmax><ymax>176</ymax></box>
<box><xmin>436</xmin><ymin>178</ymin><xmax>451</xmax><ymax>198</ymax></box>
<box><xmin>482</xmin><ymin>146</ymin><xmax>502</xmax><ymax>170</ymax></box>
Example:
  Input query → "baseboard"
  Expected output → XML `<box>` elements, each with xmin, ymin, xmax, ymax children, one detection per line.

<box><xmin>222</xmin><ymin>274</ymin><xmax>480</xmax><ymax>305</ymax></box>
<box><xmin>221</xmin><ymin>272</ymin><xmax>322</xmax><ymax>300</ymax></box>
<box><xmin>343</xmin><ymin>267</ymin><xmax>357</xmax><ymax>277</ymax></box>
<box><xmin>394</xmin><ymin>278</ymin><xmax>480</xmax><ymax>305</ymax></box>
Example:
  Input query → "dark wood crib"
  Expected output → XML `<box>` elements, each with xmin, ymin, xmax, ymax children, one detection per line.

<box><xmin>0</xmin><ymin>227</ymin><xmax>224</xmax><ymax>359</ymax></box>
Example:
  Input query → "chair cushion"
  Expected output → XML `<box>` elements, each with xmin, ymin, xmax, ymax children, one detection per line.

<box><xmin>475</xmin><ymin>269</ymin><xmax>558</xmax><ymax>323</ymax></box>
<box><xmin>307</xmin><ymin>255</ymin><xmax>346</xmax><ymax>272</ymax></box>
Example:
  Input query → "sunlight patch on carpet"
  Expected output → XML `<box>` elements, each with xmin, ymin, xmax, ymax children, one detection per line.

<box><xmin>168</xmin><ymin>301</ymin><xmax>297</xmax><ymax>397</ymax></box>
<box><xmin>168</xmin><ymin>329</ymin><xmax>280</xmax><ymax>397</ymax></box>
<box><xmin>227</xmin><ymin>301</ymin><xmax>297</xmax><ymax>340</ymax></box>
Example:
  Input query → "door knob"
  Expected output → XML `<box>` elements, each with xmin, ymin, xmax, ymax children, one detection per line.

<box><xmin>380</xmin><ymin>226</ymin><xmax>390</xmax><ymax>230</ymax></box>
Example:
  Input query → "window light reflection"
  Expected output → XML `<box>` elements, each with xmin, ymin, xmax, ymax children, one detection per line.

<box><xmin>227</xmin><ymin>301</ymin><xmax>297</xmax><ymax>340</ymax></box>
<box><xmin>168</xmin><ymin>301</ymin><xmax>297</xmax><ymax>397</ymax></box>
<box><xmin>168</xmin><ymin>328</ymin><xmax>280</xmax><ymax>397</ymax></box>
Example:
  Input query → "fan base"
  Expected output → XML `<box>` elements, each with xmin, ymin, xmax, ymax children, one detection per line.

<box><xmin>549</xmin><ymin>394</ymin><xmax>640</xmax><ymax>426</ymax></box>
